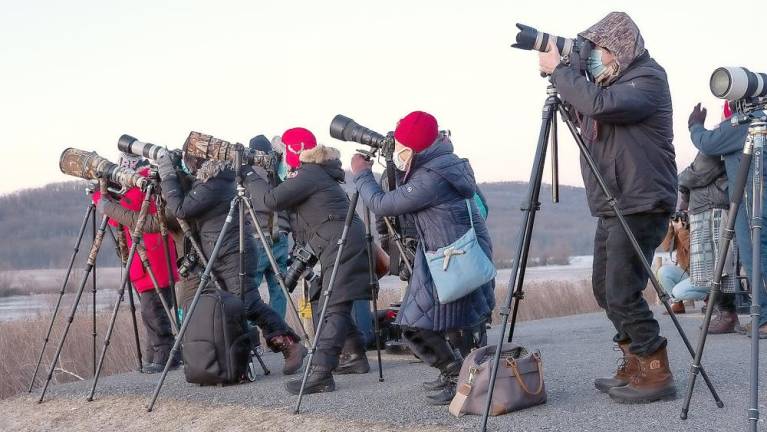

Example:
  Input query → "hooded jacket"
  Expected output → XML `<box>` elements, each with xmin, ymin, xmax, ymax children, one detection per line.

<box><xmin>243</xmin><ymin>145</ymin><xmax>371</xmax><ymax>305</ymax></box>
<box><xmin>354</xmin><ymin>136</ymin><xmax>495</xmax><ymax>331</ymax></box>
<box><xmin>551</xmin><ymin>11</ymin><xmax>677</xmax><ymax>217</ymax></box>
<box><xmin>678</xmin><ymin>152</ymin><xmax>728</xmax><ymax>215</ymax></box>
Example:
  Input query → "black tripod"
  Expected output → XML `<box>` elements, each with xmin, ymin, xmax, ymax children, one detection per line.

<box><xmin>479</xmin><ymin>83</ymin><xmax>724</xmax><ymax>431</ymax></box>
<box><xmin>680</xmin><ymin>110</ymin><xmax>766</xmax><ymax>430</ymax></box>
<box><xmin>147</xmin><ymin>150</ymin><xmax>311</xmax><ymax>411</ymax></box>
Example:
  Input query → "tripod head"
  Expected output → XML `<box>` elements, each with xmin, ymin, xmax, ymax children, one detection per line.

<box><xmin>730</xmin><ymin>97</ymin><xmax>767</xmax><ymax>126</ymax></box>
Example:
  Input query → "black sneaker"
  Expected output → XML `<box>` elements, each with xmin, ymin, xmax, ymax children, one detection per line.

<box><xmin>285</xmin><ymin>366</ymin><xmax>335</xmax><ymax>395</ymax></box>
<box><xmin>335</xmin><ymin>353</ymin><xmax>370</xmax><ymax>375</ymax></box>
<box><xmin>426</xmin><ymin>382</ymin><xmax>457</xmax><ymax>405</ymax></box>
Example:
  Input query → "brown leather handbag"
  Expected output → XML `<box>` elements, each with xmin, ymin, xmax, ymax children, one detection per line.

<box><xmin>449</xmin><ymin>344</ymin><xmax>546</xmax><ymax>417</ymax></box>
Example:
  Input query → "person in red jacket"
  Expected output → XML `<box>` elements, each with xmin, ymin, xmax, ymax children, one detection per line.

<box><xmin>93</xmin><ymin>154</ymin><xmax>180</xmax><ymax>374</ymax></box>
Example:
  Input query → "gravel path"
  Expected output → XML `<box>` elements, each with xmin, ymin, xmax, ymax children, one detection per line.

<box><xmin>3</xmin><ymin>308</ymin><xmax>766</xmax><ymax>431</ymax></box>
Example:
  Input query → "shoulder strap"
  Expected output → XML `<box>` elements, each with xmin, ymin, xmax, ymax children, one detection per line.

<box><xmin>466</xmin><ymin>199</ymin><xmax>474</xmax><ymax>229</ymax></box>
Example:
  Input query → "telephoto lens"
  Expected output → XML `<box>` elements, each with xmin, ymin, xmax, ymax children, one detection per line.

<box><xmin>183</xmin><ymin>131</ymin><xmax>240</xmax><ymax>164</ymax></box>
<box><xmin>59</xmin><ymin>148</ymin><xmax>148</xmax><ymax>190</ymax></box>
<box><xmin>329</xmin><ymin>115</ymin><xmax>389</xmax><ymax>149</ymax></box>
<box><xmin>118</xmin><ymin>134</ymin><xmax>167</xmax><ymax>161</ymax></box>
<box><xmin>710</xmin><ymin>67</ymin><xmax>767</xmax><ymax>101</ymax></box>
<box><xmin>511</xmin><ymin>23</ymin><xmax>581</xmax><ymax>57</ymax></box>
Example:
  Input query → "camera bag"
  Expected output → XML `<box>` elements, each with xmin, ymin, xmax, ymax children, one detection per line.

<box><xmin>182</xmin><ymin>288</ymin><xmax>250</xmax><ymax>385</ymax></box>
<box><xmin>449</xmin><ymin>343</ymin><xmax>546</xmax><ymax>417</ymax></box>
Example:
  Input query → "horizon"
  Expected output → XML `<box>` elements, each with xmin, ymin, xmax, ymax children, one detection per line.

<box><xmin>2</xmin><ymin>1</ymin><xmax>766</xmax><ymax>195</ymax></box>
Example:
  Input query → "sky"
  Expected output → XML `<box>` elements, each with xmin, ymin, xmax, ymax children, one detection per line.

<box><xmin>1</xmin><ymin>0</ymin><xmax>766</xmax><ymax>195</ymax></box>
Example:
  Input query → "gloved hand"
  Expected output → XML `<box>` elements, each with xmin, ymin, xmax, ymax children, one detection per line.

<box><xmin>156</xmin><ymin>151</ymin><xmax>177</xmax><ymax>180</ymax></box>
<box><xmin>351</xmin><ymin>153</ymin><xmax>373</xmax><ymax>175</ymax></box>
<box><xmin>688</xmin><ymin>103</ymin><xmax>707</xmax><ymax>128</ymax></box>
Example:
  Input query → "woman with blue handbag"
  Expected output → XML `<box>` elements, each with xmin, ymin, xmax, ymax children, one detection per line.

<box><xmin>351</xmin><ymin>111</ymin><xmax>496</xmax><ymax>405</ymax></box>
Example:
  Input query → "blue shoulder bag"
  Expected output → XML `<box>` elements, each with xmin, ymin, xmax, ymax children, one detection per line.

<box><xmin>421</xmin><ymin>199</ymin><xmax>496</xmax><ymax>304</ymax></box>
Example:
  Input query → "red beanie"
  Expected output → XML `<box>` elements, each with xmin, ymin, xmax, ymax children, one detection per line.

<box><xmin>282</xmin><ymin>127</ymin><xmax>317</xmax><ymax>169</ymax></box>
<box><xmin>394</xmin><ymin>111</ymin><xmax>438</xmax><ymax>153</ymax></box>
<box><xmin>723</xmin><ymin>101</ymin><xmax>733</xmax><ymax>119</ymax></box>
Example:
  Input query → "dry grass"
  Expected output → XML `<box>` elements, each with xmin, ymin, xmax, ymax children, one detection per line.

<box><xmin>1</xmin><ymin>310</ymin><xmax>140</xmax><ymax>400</ymax></box>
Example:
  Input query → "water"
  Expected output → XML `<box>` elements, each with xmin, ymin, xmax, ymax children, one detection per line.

<box><xmin>0</xmin><ymin>290</ymin><xmax>119</xmax><ymax>322</ymax></box>
<box><xmin>0</xmin><ymin>256</ymin><xmax>601</xmax><ymax>322</ymax></box>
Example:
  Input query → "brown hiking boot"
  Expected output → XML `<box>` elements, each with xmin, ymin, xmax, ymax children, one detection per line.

<box><xmin>663</xmin><ymin>301</ymin><xmax>686</xmax><ymax>315</ymax></box>
<box><xmin>707</xmin><ymin>310</ymin><xmax>739</xmax><ymax>334</ymax></box>
<box><xmin>594</xmin><ymin>342</ymin><xmax>638</xmax><ymax>393</ymax></box>
<box><xmin>608</xmin><ymin>346</ymin><xmax>676</xmax><ymax>403</ymax></box>
<box><xmin>269</xmin><ymin>336</ymin><xmax>308</xmax><ymax>375</ymax></box>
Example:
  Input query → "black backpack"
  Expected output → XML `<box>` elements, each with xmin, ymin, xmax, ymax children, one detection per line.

<box><xmin>182</xmin><ymin>289</ymin><xmax>250</xmax><ymax>385</ymax></box>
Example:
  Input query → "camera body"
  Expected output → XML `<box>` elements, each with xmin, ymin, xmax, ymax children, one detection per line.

<box><xmin>284</xmin><ymin>244</ymin><xmax>319</xmax><ymax>292</ymax></box>
<box><xmin>176</xmin><ymin>251</ymin><xmax>199</xmax><ymax>279</ymax></box>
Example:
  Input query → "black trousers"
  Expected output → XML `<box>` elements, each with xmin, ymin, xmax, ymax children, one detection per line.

<box><xmin>311</xmin><ymin>300</ymin><xmax>365</xmax><ymax>369</ymax></box>
<box><xmin>139</xmin><ymin>288</ymin><xmax>175</xmax><ymax>365</ymax></box>
<box><xmin>592</xmin><ymin>213</ymin><xmax>669</xmax><ymax>356</ymax></box>
<box><xmin>402</xmin><ymin>327</ymin><xmax>458</xmax><ymax>370</ymax></box>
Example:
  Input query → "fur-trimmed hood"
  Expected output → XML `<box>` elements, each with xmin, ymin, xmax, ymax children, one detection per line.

<box><xmin>196</xmin><ymin>159</ymin><xmax>234</xmax><ymax>183</ymax></box>
<box><xmin>299</xmin><ymin>145</ymin><xmax>341</xmax><ymax>165</ymax></box>
<box><xmin>298</xmin><ymin>145</ymin><xmax>345</xmax><ymax>183</ymax></box>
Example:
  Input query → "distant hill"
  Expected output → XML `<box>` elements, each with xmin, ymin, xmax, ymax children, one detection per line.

<box><xmin>0</xmin><ymin>180</ymin><xmax>596</xmax><ymax>270</ymax></box>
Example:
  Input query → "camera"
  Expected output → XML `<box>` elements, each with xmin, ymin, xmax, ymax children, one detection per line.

<box><xmin>710</xmin><ymin>67</ymin><xmax>767</xmax><ymax>102</ymax></box>
<box><xmin>60</xmin><ymin>148</ymin><xmax>149</xmax><ymax>191</ymax></box>
<box><xmin>118</xmin><ymin>134</ymin><xmax>167</xmax><ymax>161</ymax></box>
<box><xmin>671</xmin><ymin>211</ymin><xmax>689</xmax><ymax>227</ymax></box>
<box><xmin>183</xmin><ymin>131</ymin><xmax>278</xmax><ymax>173</ymax></box>
<box><xmin>511</xmin><ymin>23</ymin><xmax>586</xmax><ymax>59</ymax></box>
<box><xmin>176</xmin><ymin>251</ymin><xmax>199</xmax><ymax>279</ymax></box>
<box><xmin>329</xmin><ymin>115</ymin><xmax>395</xmax><ymax>160</ymax></box>
<box><xmin>284</xmin><ymin>245</ymin><xmax>318</xmax><ymax>293</ymax></box>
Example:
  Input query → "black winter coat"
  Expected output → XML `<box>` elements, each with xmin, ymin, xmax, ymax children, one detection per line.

<box><xmin>678</xmin><ymin>152</ymin><xmax>728</xmax><ymax>215</ymax></box>
<box><xmin>243</xmin><ymin>146</ymin><xmax>371</xmax><ymax>306</ymax></box>
<box><xmin>551</xmin><ymin>52</ymin><xmax>677</xmax><ymax>217</ymax></box>
<box><xmin>161</xmin><ymin>162</ymin><xmax>257</xmax><ymax>295</ymax></box>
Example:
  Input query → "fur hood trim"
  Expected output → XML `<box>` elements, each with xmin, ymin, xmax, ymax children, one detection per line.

<box><xmin>196</xmin><ymin>159</ymin><xmax>232</xmax><ymax>183</ymax></box>
<box><xmin>299</xmin><ymin>145</ymin><xmax>341</xmax><ymax>165</ymax></box>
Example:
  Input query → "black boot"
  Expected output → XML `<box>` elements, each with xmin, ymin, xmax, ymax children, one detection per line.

<box><xmin>425</xmin><ymin>360</ymin><xmax>462</xmax><ymax>405</ymax></box>
<box><xmin>285</xmin><ymin>366</ymin><xmax>335</xmax><ymax>395</ymax></box>
<box><xmin>422</xmin><ymin>372</ymin><xmax>449</xmax><ymax>391</ymax></box>
<box><xmin>335</xmin><ymin>334</ymin><xmax>370</xmax><ymax>375</ymax></box>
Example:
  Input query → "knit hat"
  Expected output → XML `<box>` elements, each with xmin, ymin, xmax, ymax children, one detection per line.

<box><xmin>723</xmin><ymin>101</ymin><xmax>733</xmax><ymax>119</ymax></box>
<box><xmin>249</xmin><ymin>135</ymin><xmax>272</xmax><ymax>153</ymax></box>
<box><xmin>118</xmin><ymin>152</ymin><xmax>141</xmax><ymax>170</ymax></box>
<box><xmin>394</xmin><ymin>111</ymin><xmax>438</xmax><ymax>153</ymax></box>
<box><xmin>282</xmin><ymin>127</ymin><xmax>317</xmax><ymax>168</ymax></box>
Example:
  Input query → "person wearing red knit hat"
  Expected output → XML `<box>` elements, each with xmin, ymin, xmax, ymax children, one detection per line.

<box><xmin>350</xmin><ymin>111</ymin><xmax>495</xmax><ymax>406</ymax></box>
<box><xmin>282</xmin><ymin>127</ymin><xmax>317</xmax><ymax>170</ymax></box>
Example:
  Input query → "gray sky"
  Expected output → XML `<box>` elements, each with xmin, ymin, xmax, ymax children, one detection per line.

<box><xmin>1</xmin><ymin>0</ymin><xmax>765</xmax><ymax>195</ymax></box>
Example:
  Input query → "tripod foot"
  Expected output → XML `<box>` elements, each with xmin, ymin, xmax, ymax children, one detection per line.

<box><xmin>716</xmin><ymin>401</ymin><xmax>724</xmax><ymax>408</ymax></box>
<box><xmin>379</xmin><ymin>378</ymin><xmax>384</xmax><ymax>382</ymax></box>
<box><xmin>86</xmin><ymin>397</ymin><xmax>93</xmax><ymax>402</ymax></box>
<box><xmin>680</xmin><ymin>409</ymin><xmax>688</xmax><ymax>420</ymax></box>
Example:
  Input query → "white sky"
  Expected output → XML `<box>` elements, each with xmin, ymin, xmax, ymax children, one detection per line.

<box><xmin>1</xmin><ymin>0</ymin><xmax>765</xmax><ymax>195</ymax></box>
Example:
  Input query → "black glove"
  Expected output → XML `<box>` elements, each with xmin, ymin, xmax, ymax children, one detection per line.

<box><xmin>688</xmin><ymin>103</ymin><xmax>707</xmax><ymax>129</ymax></box>
<box><xmin>157</xmin><ymin>151</ymin><xmax>177</xmax><ymax>180</ymax></box>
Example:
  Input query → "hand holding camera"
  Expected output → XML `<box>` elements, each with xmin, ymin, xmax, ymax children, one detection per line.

<box><xmin>538</xmin><ymin>41</ymin><xmax>561</xmax><ymax>76</ymax></box>
<box><xmin>350</xmin><ymin>153</ymin><xmax>373</xmax><ymax>175</ymax></box>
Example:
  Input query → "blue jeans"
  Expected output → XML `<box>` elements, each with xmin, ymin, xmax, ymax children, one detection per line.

<box><xmin>657</xmin><ymin>264</ymin><xmax>708</xmax><ymax>301</ymax></box>
<box><xmin>253</xmin><ymin>234</ymin><xmax>288</xmax><ymax>319</ymax></box>
<box><xmin>735</xmin><ymin>187</ymin><xmax>767</xmax><ymax>326</ymax></box>
<box><xmin>352</xmin><ymin>300</ymin><xmax>374</xmax><ymax>347</ymax></box>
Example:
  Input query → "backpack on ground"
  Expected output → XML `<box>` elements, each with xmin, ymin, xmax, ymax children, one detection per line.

<box><xmin>182</xmin><ymin>289</ymin><xmax>250</xmax><ymax>385</ymax></box>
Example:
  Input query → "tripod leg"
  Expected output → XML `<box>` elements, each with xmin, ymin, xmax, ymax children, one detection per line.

<box><xmin>38</xmin><ymin>214</ymin><xmax>109</xmax><ymax>403</ymax></box>
<box><xmin>28</xmin><ymin>203</ymin><xmax>94</xmax><ymax>392</ymax></box>
<box><xmin>243</xmin><ymin>197</ymin><xmax>311</xmax><ymax>343</ymax></box>
<box><xmin>156</xmin><ymin>198</ymin><xmax>180</xmax><ymax>326</ymax></box>
<box><xmin>91</xmin><ymin>210</ymin><xmax>97</xmax><ymax>376</ymax></box>
<box><xmin>557</xmin><ymin>103</ymin><xmax>724</xmax><ymax>408</ymax></box>
<box><xmin>111</xmin><ymin>225</ymin><xmax>143</xmax><ymax>372</ymax></box>
<box><xmin>363</xmin><ymin>206</ymin><xmax>384</xmax><ymax>382</ymax></box>
<box><xmin>87</xmin><ymin>184</ymin><xmax>156</xmax><ymax>402</ymax></box>
<box><xmin>680</xmin><ymin>144</ymin><xmax>752</xmax><ymax>418</ymax></box>
<box><xmin>748</xmin><ymin>126</ymin><xmax>764</xmax><ymax>431</ymax></box>
<box><xmin>480</xmin><ymin>91</ymin><xmax>555</xmax><ymax>432</ymax></box>
<box><xmin>294</xmin><ymin>191</ymin><xmax>360</xmax><ymax>414</ymax></box>
<box><xmin>147</xmin><ymin>198</ymin><xmax>238</xmax><ymax>412</ymax></box>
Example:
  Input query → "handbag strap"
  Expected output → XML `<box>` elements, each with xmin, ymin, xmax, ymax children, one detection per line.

<box><xmin>506</xmin><ymin>353</ymin><xmax>545</xmax><ymax>396</ymax></box>
<box><xmin>418</xmin><ymin>198</ymin><xmax>475</xmax><ymax>255</ymax></box>
<box><xmin>465</xmin><ymin>198</ymin><xmax>475</xmax><ymax>229</ymax></box>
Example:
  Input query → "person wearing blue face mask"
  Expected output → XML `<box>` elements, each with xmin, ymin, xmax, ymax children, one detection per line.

<box><xmin>538</xmin><ymin>12</ymin><xmax>678</xmax><ymax>404</ymax></box>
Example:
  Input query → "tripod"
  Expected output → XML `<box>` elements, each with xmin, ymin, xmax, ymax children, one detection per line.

<box><xmin>147</xmin><ymin>151</ymin><xmax>310</xmax><ymax>411</ymax></box>
<box><xmin>292</xmin><ymin>185</ymin><xmax>385</xmax><ymax>413</ymax></box>
<box><xmin>479</xmin><ymin>83</ymin><xmax>724</xmax><ymax>431</ymax></box>
<box><xmin>681</xmin><ymin>111</ymin><xmax>766</xmax><ymax>430</ymax></box>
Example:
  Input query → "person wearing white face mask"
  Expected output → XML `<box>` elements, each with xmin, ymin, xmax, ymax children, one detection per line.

<box><xmin>351</xmin><ymin>111</ymin><xmax>495</xmax><ymax>406</ymax></box>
